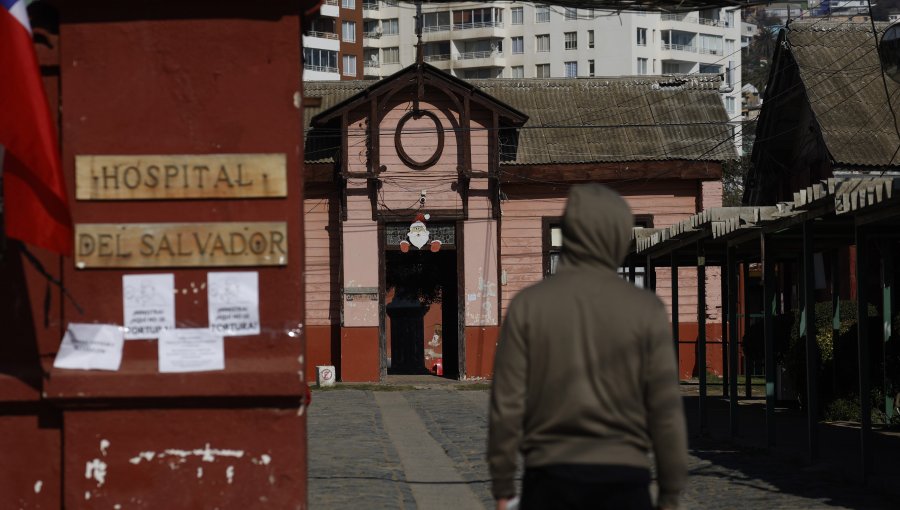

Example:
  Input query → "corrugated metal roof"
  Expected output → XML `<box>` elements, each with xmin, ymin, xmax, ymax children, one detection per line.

<box><xmin>786</xmin><ymin>21</ymin><xmax>900</xmax><ymax>168</ymax></box>
<box><xmin>303</xmin><ymin>75</ymin><xmax>736</xmax><ymax>165</ymax></box>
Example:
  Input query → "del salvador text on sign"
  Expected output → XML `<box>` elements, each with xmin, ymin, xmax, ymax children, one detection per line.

<box><xmin>75</xmin><ymin>222</ymin><xmax>288</xmax><ymax>268</ymax></box>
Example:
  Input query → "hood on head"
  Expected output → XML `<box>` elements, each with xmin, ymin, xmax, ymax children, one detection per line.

<box><xmin>559</xmin><ymin>184</ymin><xmax>634</xmax><ymax>271</ymax></box>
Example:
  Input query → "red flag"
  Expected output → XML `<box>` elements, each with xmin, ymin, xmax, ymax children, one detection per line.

<box><xmin>1</xmin><ymin>0</ymin><xmax>73</xmax><ymax>255</ymax></box>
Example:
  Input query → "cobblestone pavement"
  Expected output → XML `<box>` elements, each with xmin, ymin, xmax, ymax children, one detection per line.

<box><xmin>308</xmin><ymin>388</ymin><xmax>892</xmax><ymax>510</ymax></box>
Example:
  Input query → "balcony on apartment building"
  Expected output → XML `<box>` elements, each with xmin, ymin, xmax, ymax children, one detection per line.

<box><xmin>454</xmin><ymin>50</ymin><xmax>504</xmax><ymax>69</ymax></box>
<box><xmin>660</xmin><ymin>10</ymin><xmax>733</xmax><ymax>33</ymax></box>
<box><xmin>320</xmin><ymin>0</ymin><xmax>339</xmax><ymax>17</ymax></box>
<box><xmin>304</xmin><ymin>18</ymin><xmax>340</xmax><ymax>51</ymax></box>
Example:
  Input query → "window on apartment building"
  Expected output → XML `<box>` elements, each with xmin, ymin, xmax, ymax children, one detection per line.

<box><xmin>364</xmin><ymin>20</ymin><xmax>379</xmax><ymax>36</ymax></box>
<box><xmin>383</xmin><ymin>47</ymin><xmax>400</xmax><ymax>64</ymax></box>
<box><xmin>463</xmin><ymin>68</ymin><xmax>498</xmax><ymax>79</ymax></box>
<box><xmin>303</xmin><ymin>48</ymin><xmax>338</xmax><ymax>71</ymax></box>
<box><xmin>726</xmin><ymin>10</ymin><xmax>735</xmax><ymax>27</ymax></box>
<box><xmin>564</xmin><ymin>7</ymin><xmax>577</xmax><ymax>20</ymax></box>
<box><xmin>422</xmin><ymin>11</ymin><xmax>450</xmax><ymax>31</ymax></box>
<box><xmin>662</xmin><ymin>62</ymin><xmax>680</xmax><ymax>74</ymax></box>
<box><xmin>636</xmin><ymin>28</ymin><xmax>647</xmax><ymax>46</ymax></box>
<box><xmin>699</xmin><ymin>34</ymin><xmax>723</xmax><ymax>55</ymax></box>
<box><xmin>512</xmin><ymin>36</ymin><xmax>524</xmax><ymax>54</ymax></box>
<box><xmin>588</xmin><ymin>59</ymin><xmax>595</xmax><ymax>76</ymax></box>
<box><xmin>564</xmin><ymin>61</ymin><xmax>577</xmax><ymax>77</ymax></box>
<box><xmin>637</xmin><ymin>57</ymin><xmax>648</xmax><ymax>75</ymax></box>
<box><xmin>453</xmin><ymin>8</ymin><xmax>502</xmax><ymax>26</ymax></box>
<box><xmin>511</xmin><ymin>7</ymin><xmax>523</xmax><ymax>25</ymax></box>
<box><xmin>564</xmin><ymin>32</ymin><xmax>577</xmax><ymax>50</ymax></box>
<box><xmin>725</xmin><ymin>61</ymin><xmax>734</xmax><ymax>87</ymax></box>
<box><xmin>536</xmin><ymin>34</ymin><xmax>550</xmax><ymax>52</ymax></box>
<box><xmin>536</xmin><ymin>63</ymin><xmax>550</xmax><ymax>78</ymax></box>
<box><xmin>383</xmin><ymin>18</ymin><xmax>399</xmax><ymax>35</ymax></box>
<box><xmin>588</xmin><ymin>30</ymin><xmax>595</xmax><ymax>48</ymax></box>
<box><xmin>725</xmin><ymin>38</ymin><xmax>735</xmax><ymax>55</ymax></box>
<box><xmin>342</xmin><ymin>54</ymin><xmax>357</xmax><ymax>76</ymax></box>
<box><xmin>726</xmin><ymin>96</ymin><xmax>736</xmax><ymax>114</ymax></box>
<box><xmin>699</xmin><ymin>64</ymin><xmax>721</xmax><ymax>74</ymax></box>
<box><xmin>511</xmin><ymin>65</ymin><xmax>524</xmax><ymax>78</ymax></box>
<box><xmin>535</xmin><ymin>4</ymin><xmax>550</xmax><ymax>23</ymax></box>
<box><xmin>364</xmin><ymin>48</ymin><xmax>379</xmax><ymax>66</ymax></box>
<box><xmin>341</xmin><ymin>0</ymin><xmax>354</xmax><ymax>8</ymax></box>
<box><xmin>342</xmin><ymin>21</ymin><xmax>356</xmax><ymax>43</ymax></box>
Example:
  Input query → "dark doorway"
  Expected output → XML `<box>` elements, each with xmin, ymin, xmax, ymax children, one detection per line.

<box><xmin>385</xmin><ymin>249</ymin><xmax>458</xmax><ymax>378</ymax></box>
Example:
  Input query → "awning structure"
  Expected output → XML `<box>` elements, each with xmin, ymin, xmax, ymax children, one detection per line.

<box><xmin>424</xmin><ymin>0</ymin><xmax>766</xmax><ymax>14</ymax></box>
<box><xmin>625</xmin><ymin>175</ymin><xmax>900</xmax><ymax>482</ymax></box>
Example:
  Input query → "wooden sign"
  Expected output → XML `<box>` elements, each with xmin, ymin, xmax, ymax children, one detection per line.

<box><xmin>75</xmin><ymin>222</ymin><xmax>288</xmax><ymax>268</ymax></box>
<box><xmin>75</xmin><ymin>154</ymin><xmax>287</xmax><ymax>200</ymax></box>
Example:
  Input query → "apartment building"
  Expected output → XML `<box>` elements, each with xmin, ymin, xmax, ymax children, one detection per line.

<box><xmin>304</xmin><ymin>2</ymin><xmax>743</xmax><ymax>146</ymax></box>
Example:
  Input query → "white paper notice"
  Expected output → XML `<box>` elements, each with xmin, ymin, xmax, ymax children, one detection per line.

<box><xmin>53</xmin><ymin>324</ymin><xmax>125</xmax><ymax>371</ymax></box>
<box><xmin>123</xmin><ymin>274</ymin><xmax>175</xmax><ymax>339</ymax></box>
<box><xmin>158</xmin><ymin>328</ymin><xmax>225</xmax><ymax>373</ymax></box>
<box><xmin>207</xmin><ymin>272</ymin><xmax>260</xmax><ymax>336</ymax></box>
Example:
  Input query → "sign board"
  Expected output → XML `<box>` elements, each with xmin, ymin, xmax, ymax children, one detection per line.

<box><xmin>158</xmin><ymin>329</ymin><xmax>225</xmax><ymax>373</ymax></box>
<box><xmin>75</xmin><ymin>222</ymin><xmax>288</xmax><ymax>268</ymax></box>
<box><xmin>53</xmin><ymin>324</ymin><xmax>125</xmax><ymax>371</ymax></box>
<box><xmin>207</xmin><ymin>271</ymin><xmax>261</xmax><ymax>336</ymax></box>
<box><xmin>122</xmin><ymin>274</ymin><xmax>176</xmax><ymax>339</ymax></box>
<box><xmin>75</xmin><ymin>153</ymin><xmax>287</xmax><ymax>200</ymax></box>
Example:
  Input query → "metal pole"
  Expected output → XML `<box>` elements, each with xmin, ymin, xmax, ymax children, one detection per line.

<box><xmin>856</xmin><ymin>226</ymin><xmax>872</xmax><ymax>479</ymax></box>
<box><xmin>762</xmin><ymin>233</ymin><xmax>777</xmax><ymax>447</ymax></box>
<box><xmin>672</xmin><ymin>256</ymin><xmax>680</xmax><ymax>380</ymax></box>
<box><xmin>801</xmin><ymin>220</ymin><xmax>819</xmax><ymax>462</ymax></box>
<box><xmin>727</xmin><ymin>245</ymin><xmax>740</xmax><ymax>436</ymax></box>
<box><xmin>698</xmin><ymin>241</ymin><xmax>708</xmax><ymax>435</ymax></box>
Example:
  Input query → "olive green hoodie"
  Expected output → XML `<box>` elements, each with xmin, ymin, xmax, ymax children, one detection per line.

<box><xmin>488</xmin><ymin>184</ymin><xmax>688</xmax><ymax>508</ymax></box>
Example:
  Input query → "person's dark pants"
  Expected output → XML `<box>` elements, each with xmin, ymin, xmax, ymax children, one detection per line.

<box><xmin>521</xmin><ymin>465</ymin><xmax>653</xmax><ymax>510</ymax></box>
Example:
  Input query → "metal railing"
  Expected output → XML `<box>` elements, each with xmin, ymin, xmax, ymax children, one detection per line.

<box><xmin>661</xmin><ymin>43</ymin><xmax>697</xmax><ymax>52</ymax></box>
<box><xmin>424</xmin><ymin>54</ymin><xmax>451</xmax><ymax>62</ymax></box>
<box><xmin>661</xmin><ymin>13</ymin><xmax>698</xmax><ymax>23</ymax></box>
<box><xmin>304</xmin><ymin>64</ymin><xmax>338</xmax><ymax>73</ymax></box>
<box><xmin>362</xmin><ymin>2</ymin><xmax>378</xmax><ymax>10</ymax></box>
<box><xmin>364</xmin><ymin>60</ymin><xmax>380</xmax><ymax>68</ymax></box>
<box><xmin>306</xmin><ymin>31</ymin><xmax>339</xmax><ymax>40</ymax></box>
<box><xmin>699</xmin><ymin>47</ymin><xmax>723</xmax><ymax>55</ymax></box>
<box><xmin>423</xmin><ymin>24</ymin><xmax>451</xmax><ymax>33</ymax></box>
<box><xmin>323</xmin><ymin>0</ymin><xmax>339</xmax><ymax>5</ymax></box>
<box><xmin>363</xmin><ymin>31</ymin><xmax>381</xmax><ymax>39</ymax></box>
<box><xmin>698</xmin><ymin>17</ymin><xmax>725</xmax><ymax>27</ymax></box>
<box><xmin>452</xmin><ymin>21</ymin><xmax>503</xmax><ymax>31</ymax></box>
<box><xmin>456</xmin><ymin>50</ymin><xmax>500</xmax><ymax>60</ymax></box>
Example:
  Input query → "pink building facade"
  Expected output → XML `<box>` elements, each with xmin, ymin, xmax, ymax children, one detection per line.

<box><xmin>303</xmin><ymin>65</ymin><xmax>734</xmax><ymax>381</ymax></box>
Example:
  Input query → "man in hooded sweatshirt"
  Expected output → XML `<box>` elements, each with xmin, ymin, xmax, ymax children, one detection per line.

<box><xmin>488</xmin><ymin>184</ymin><xmax>687</xmax><ymax>510</ymax></box>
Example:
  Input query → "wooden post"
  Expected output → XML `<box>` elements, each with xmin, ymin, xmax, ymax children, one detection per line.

<box><xmin>671</xmin><ymin>256</ymin><xmax>680</xmax><ymax>379</ymax></box>
<box><xmin>856</xmin><ymin>226</ymin><xmax>872</xmax><ymax>479</ymax></box>
<box><xmin>727</xmin><ymin>245</ymin><xmax>740</xmax><ymax>436</ymax></box>
<box><xmin>698</xmin><ymin>241</ymin><xmax>708</xmax><ymax>435</ymax></box>
<box><xmin>744</xmin><ymin>261</ymin><xmax>753</xmax><ymax>398</ymax></box>
<box><xmin>881</xmin><ymin>241</ymin><xmax>894</xmax><ymax>422</ymax></box>
<box><xmin>721</xmin><ymin>255</ymin><xmax>729</xmax><ymax>398</ymax></box>
<box><xmin>801</xmin><ymin>220</ymin><xmax>819</xmax><ymax>462</ymax></box>
<box><xmin>647</xmin><ymin>255</ymin><xmax>657</xmax><ymax>292</ymax></box>
<box><xmin>762</xmin><ymin>233</ymin><xmax>777</xmax><ymax>446</ymax></box>
<box><xmin>832</xmin><ymin>251</ymin><xmax>841</xmax><ymax>400</ymax></box>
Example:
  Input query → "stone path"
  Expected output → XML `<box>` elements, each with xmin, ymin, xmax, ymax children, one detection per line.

<box><xmin>308</xmin><ymin>387</ymin><xmax>893</xmax><ymax>510</ymax></box>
